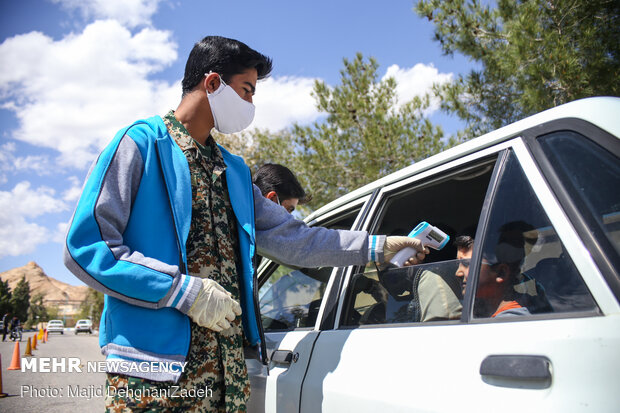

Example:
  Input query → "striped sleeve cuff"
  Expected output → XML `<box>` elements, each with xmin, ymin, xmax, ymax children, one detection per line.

<box><xmin>367</xmin><ymin>235</ymin><xmax>386</xmax><ymax>263</ymax></box>
<box><xmin>165</xmin><ymin>273</ymin><xmax>202</xmax><ymax>314</ymax></box>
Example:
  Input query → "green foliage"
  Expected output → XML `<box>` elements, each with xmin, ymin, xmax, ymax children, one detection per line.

<box><xmin>26</xmin><ymin>293</ymin><xmax>47</xmax><ymax>328</ymax></box>
<box><xmin>46</xmin><ymin>305</ymin><xmax>61</xmax><ymax>321</ymax></box>
<box><xmin>252</xmin><ymin>53</ymin><xmax>448</xmax><ymax>209</ymax></box>
<box><xmin>9</xmin><ymin>276</ymin><xmax>30</xmax><ymax>322</ymax></box>
<box><xmin>0</xmin><ymin>280</ymin><xmax>12</xmax><ymax>317</ymax></box>
<box><xmin>213</xmin><ymin>130</ymin><xmax>258</xmax><ymax>161</ymax></box>
<box><xmin>416</xmin><ymin>0</ymin><xmax>620</xmax><ymax>137</ymax></box>
<box><xmin>77</xmin><ymin>288</ymin><xmax>105</xmax><ymax>326</ymax></box>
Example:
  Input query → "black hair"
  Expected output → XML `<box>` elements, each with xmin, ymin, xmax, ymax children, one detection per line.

<box><xmin>253</xmin><ymin>163</ymin><xmax>310</xmax><ymax>203</ymax></box>
<box><xmin>182</xmin><ymin>36</ymin><xmax>273</xmax><ymax>96</ymax></box>
<box><xmin>454</xmin><ymin>235</ymin><xmax>474</xmax><ymax>251</ymax></box>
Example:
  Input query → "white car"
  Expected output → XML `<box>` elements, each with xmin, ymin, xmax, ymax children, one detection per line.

<box><xmin>46</xmin><ymin>319</ymin><xmax>65</xmax><ymax>335</ymax></box>
<box><xmin>246</xmin><ymin>97</ymin><xmax>620</xmax><ymax>413</ymax></box>
<box><xmin>74</xmin><ymin>319</ymin><xmax>93</xmax><ymax>334</ymax></box>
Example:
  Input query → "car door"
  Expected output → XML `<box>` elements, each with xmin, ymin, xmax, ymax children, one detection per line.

<box><xmin>247</xmin><ymin>197</ymin><xmax>372</xmax><ymax>413</ymax></box>
<box><xmin>299</xmin><ymin>130</ymin><xmax>620</xmax><ymax>411</ymax></box>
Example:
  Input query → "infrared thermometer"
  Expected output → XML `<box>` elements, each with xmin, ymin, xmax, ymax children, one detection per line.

<box><xmin>389</xmin><ymin>222</ymin><xmax>450</xmax><ymax>267</ymax></box>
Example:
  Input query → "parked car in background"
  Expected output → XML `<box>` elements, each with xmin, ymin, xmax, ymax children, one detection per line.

<box><xmin>246</xmin><ymin>97</ymin><xmax>620</xmax><ymax>413</ymax></box>
<box><xmin>46</xmin><ymin>319</ymin><xmax>65</xmax><ymax>335</ymax></box>
<box><xmin>74</xmin><ymin>319</ymin><xmax>93</xmax><ymax>334</ymax></box>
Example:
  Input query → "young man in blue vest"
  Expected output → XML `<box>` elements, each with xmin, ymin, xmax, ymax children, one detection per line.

<box><xmin>64</xmin><ymin>36</ymin><xmax>427</xmax><ymax>411</ymax></box>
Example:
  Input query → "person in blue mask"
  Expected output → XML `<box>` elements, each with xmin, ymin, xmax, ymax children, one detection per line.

<box><xmin>64</xmin><ymin>35</ymin><xmax>429</xmax><ymax>412</ymax></box>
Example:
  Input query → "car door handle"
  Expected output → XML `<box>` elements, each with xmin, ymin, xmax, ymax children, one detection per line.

<box><xmin>480</xmin><ymin>355</ymin><xmax>551</xmax><ymax>381</ymax></box>
<box><xmin>271</xmin><ymin>350</ymin><xmax>294</xmax><ymax>365</ymax></box>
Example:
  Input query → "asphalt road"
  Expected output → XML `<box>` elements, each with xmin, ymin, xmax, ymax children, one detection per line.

<box><xmin>0</xmin><ymin>329</ymin><xmax>106</xmax><ymax>412</ymax></box>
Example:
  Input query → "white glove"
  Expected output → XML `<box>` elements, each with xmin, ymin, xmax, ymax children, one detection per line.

<box><xmin>187</xmin><ymin>278</ymin><xmax>242</xmax><ymax>332</ymax></box>
<box><xmin>383</xmin><ymin>236</ymin><xmax>430</xmax><ymax>265</ymax></box>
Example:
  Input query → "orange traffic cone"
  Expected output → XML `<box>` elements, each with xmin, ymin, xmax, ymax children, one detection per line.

<box><xmin>0</xmin><ymin>354</ymin><xmax>8</xmax><ymax>397</ymax></box>
<box><xmin>37</xmin><ymin>328</ymin><xmax>44</xmax><ymax>341</ymax></box>
<box><xmin>32</xmin><ymin>334</ymin><xmax>38</xmax><ymax>350</ymax></box>
<box><xmin>23</xmin><ymin>337</ymin><xmax>33</xmax><ymax>357</ymax></box>
<box><xmin>44</xmin><ymin>330</ymin><xmax>48</xmax><ymax>342</ymax></box>
<box><xmin>42</xmin><ymin>330</ymin><xmax>46</xmax><ymax>343</ymax></box>
<box><xmin>7</xmin><ymin>342</ymin><xmax>21</xmax><ymax>370</ymax></box>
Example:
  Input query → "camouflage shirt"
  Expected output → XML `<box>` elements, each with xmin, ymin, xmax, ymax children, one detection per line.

<box><xmin>164</xmin><ymin>110</ymin><xmax>251</xmax><ymax>411</ymax></box>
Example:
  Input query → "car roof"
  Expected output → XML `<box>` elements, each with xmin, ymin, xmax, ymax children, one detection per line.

<box><xmin>305</xmin><ymin>96</ymin><xmax>620</xmax><ymax>223</ymax></box>
<box><xmin>48</xmin><ymin>320</ymin><xmax>63</xmax><ymax>323</ymax></box>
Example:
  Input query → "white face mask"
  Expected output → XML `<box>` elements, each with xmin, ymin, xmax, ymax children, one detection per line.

<box><xmin>206</xmin><ymin>74</ymin><xmax>255</xmax><ymax>134</ymax></box>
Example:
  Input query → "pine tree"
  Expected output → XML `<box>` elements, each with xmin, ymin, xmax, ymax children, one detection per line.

<box><xmin>0</xmin><ymin>280</ymin><xmax>12</xmax><ymax>317</ymax></box>
<box><xmin>252</xmin><ymin>53</ymin><xmax>448</xmax><ymax>208</ymax></box>
<box><xmin>9</xmin><ymin>276</ymin><xmax>30</xmax><ymax>322</ymax></box>
<box><xmin>26</xmin><ymin>293</ymin><xmax>48</xmax><ymax>328</ymax></box>
<box><xmin>77</xmin><ymin>288</ymin><xmax>105</xmax><ymax>326</ymax></box>
<box><xmin>415</xmin><ymin>0</ymin><xmax>620</xmax><ymax>137</ymax></box>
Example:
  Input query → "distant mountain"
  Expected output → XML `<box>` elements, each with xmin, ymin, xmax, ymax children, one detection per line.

<box><xmin>0</xmin><ymin>261</ymin><xmax>88</xmax><ymax>304</ymax></box>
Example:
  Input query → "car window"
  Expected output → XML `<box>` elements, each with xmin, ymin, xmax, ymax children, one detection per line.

<box><xmin>342</xmin><ymin>159</ymin><xmax>496</xmax><ymax>326</ymax></box>
<box><xmin>472</xmin><ymin>151</ymin><xmax>598</xmax><ymax>318</ymax></box>
<box><xmin>537</xmin><ymin>131</ymin><xmax>620</xmax><ymax>258</ymax></box>
<box><xmin>259</xmin><ymin>266</ymin><xmax>331</xmax><ymax>330</ymax></box>
<box><xmin>258</xmin><ymin>206</ymin><xmax>362</xmax><ymax>331</ymax></box>
<box><xmin>345</xmin><ymin>260</ymin><xmax>464</xmax><ymax>325</ymax></box>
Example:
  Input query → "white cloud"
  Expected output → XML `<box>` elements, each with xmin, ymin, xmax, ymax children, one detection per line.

<box><xmin>0</xmin><ymin>181</ymin><xmax>68</xmax><ymax>257</ymax></box>
<box><xmin>53</xmin><ymin>222</ymin><xmax>70</xmax><ymax>244</ymax></box>
<box><xmin>0</xmin><ymin>143</ymin><xmax>15</xmax><ymax>184</ymax></box>
<box><xmin>0</xmin><ymin>142</ymin><xmax>54</xmax><ymax>182</ymax></box>
<box><xmin>62</xmin><ymin>176</ymin><xmax>84</xmax><ymax>202</ymax></box>
<box><xmin>250</xmin><ymin>76</ymin><xmax>321</xmax><ymax>131</ymax></box>
<box><xmin>0</xmin><ymin>14</ymin><xmax>452</xmax><ymax>174</ymax></box>
<box><xmin>0</xmin><ymin>219</ymin><xmax>51</xmax><ymax>257</ymax></box>
<box><xmin>0</xmin><ymin>181</ymin><xmax>67</xmax><ymax>218</ymax></box>
<box><xmin>0</xmin><ymin>20</ymin><xmax>180</xmax><ymax>169</ymax></box>
<box><xmin>248</xmin><ymin>65</ymin><xmax>453</xmax><ymax>132</ymax></box>
<box><xmin>382</xmin><ymin>63</ymin><xmax>453</xmax><ymax>111</ymax></box>
<box><xmin>12</xmin><ymin>156</ymin><xmax>53</xmax><ymax>174</ymax></box>
<box><xmin>51</xmin><ymin>0</ymin><xmax>162</xmax><ymax>28</ymax></box>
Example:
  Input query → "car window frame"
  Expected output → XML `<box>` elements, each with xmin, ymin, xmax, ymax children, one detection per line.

<box><xmin>485</xmin><ymin>136</ymin><xmax>620</xmax><ymax>319</ymax></box>
<box><xmin>315</xmin><ymin>190</ymin><xmax>381</xmax><ymax>330</ymax></box>
<box><xmin>522</xmin><ymin>118</ymin><xmax>620</xmax><ymax>302</ymax></box>
<box><xmin>335</xmin><ymin>134</ymin><xmax>617</xmax><ymax>329</ymax></box>
<box><xmin>335</xmin><ymin>141</ymin><xmax>514</xmax><ymax>329</ymax></box>
<box><xmin>466</xmin><ymin>146</ymin><xmax>603</xmax><ymax>322</ymax></box>
<box><xmin>256</xmin><ymin>195</ymin><xmax>373</xmax><ymax>332</ymax></box>
<box><xmin>461</xmin><ymin>149</ymin><xmax>510</xmax><ymax>323</ymax></box>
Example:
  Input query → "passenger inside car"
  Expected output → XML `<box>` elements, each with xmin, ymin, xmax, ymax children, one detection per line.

<box><xmin>379</xmin><ymin>226</ymin><xmax>462</xmax><ymax>323</ymax></box>
<box><xmin>371</xmin><ymin>233</ymin><xmax>474</xmax><ymax>324</ymax></box>
<box><xmin>346</xmin><ymin>257</ymin><xmax>464</xmax><ymax>325</ymax></box>
<box><xmin>409</xmin><ymin>265</ymin><xmax>462</xmax><ymax>322</ymax></box>
<box><xmin>454</xmin><ymin>235</ymin><xmax>474</xmax><ymax>297</ymax></box>
<box><xmin>474</xmin><ymin>221</ymin><xmax>535</xmax><ymax>318</ymax></box>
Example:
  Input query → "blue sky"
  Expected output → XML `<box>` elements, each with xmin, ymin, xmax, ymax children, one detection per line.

<box><xmin>0</xmin><ymin>0</ymin><xmax>472</xmax><ymax>286</ymax></box>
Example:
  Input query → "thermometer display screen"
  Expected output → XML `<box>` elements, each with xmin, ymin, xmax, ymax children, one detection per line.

<box><xmin>428</xmin><ymin>229</ymin><xmax>444</xmax><ymax>243</ymax></box>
